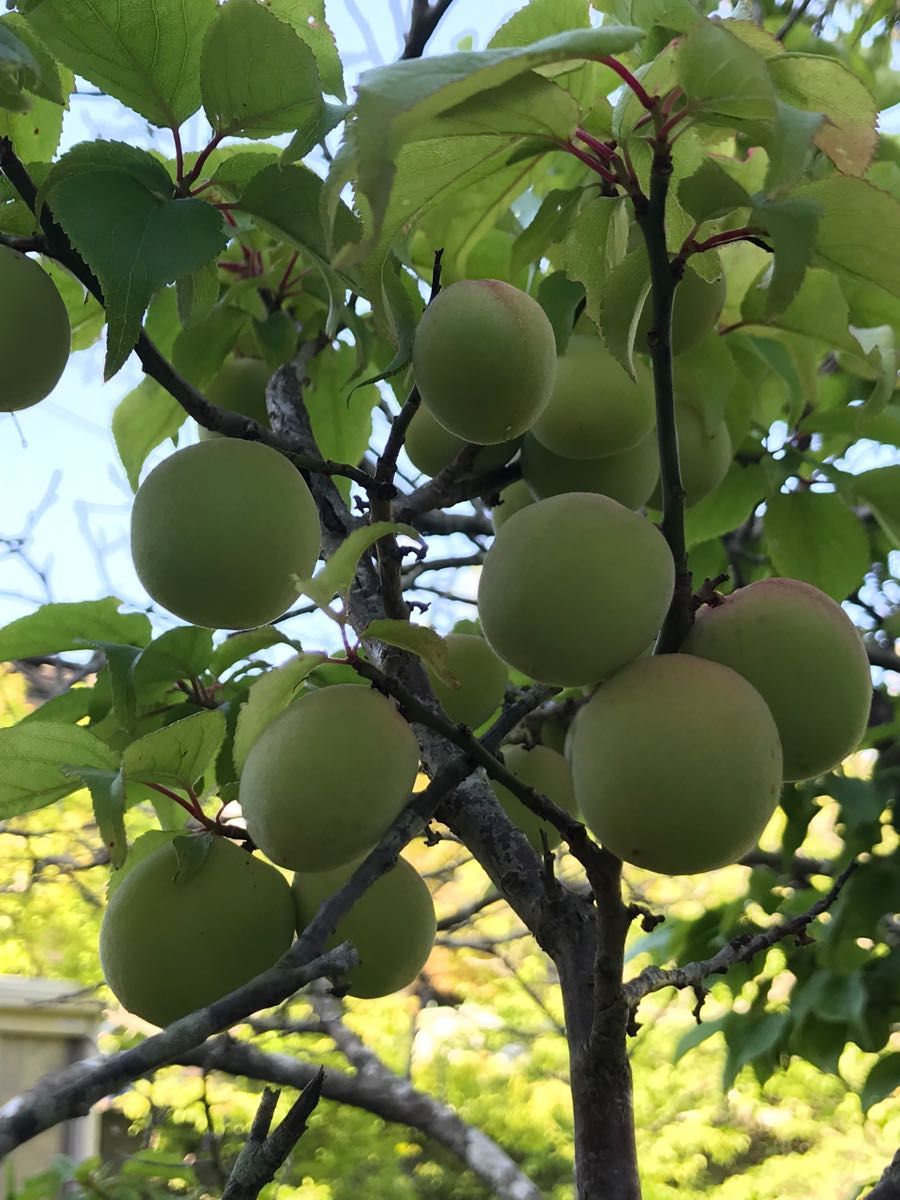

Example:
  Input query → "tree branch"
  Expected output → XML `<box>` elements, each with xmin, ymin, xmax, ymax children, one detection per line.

<box><xmin>401</xmin><ymin>0</ymin><xmax>457</xmax><ymax>59</ymax></box>
<box><xmin>624</xmin><ymin>860</ymin><xmax>859</xmax><ymax>1013</ymax></box>
<box><xmin>183</xmin><ymin>1035</ymin><xmax>542</xmax><ymax>1200</ymax></box>
<box><xmin>221</xmin><ymin>1075</ymin><xmax>324</xmax><ymax>1200</ymax></box>
<box><xmin>864</xmin><ymin>1149</ymin><xmax>900</xmax><ymax>1200</ymax></box>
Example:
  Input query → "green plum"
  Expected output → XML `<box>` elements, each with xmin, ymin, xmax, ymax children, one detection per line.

<box><xmin>404</xmin><ymin>404</ymin><xmax>519</xmax><ymax>477</ymax></box>
<box><xmin>293</xmin><ymin>856</ymin><xmax>436</xmax><ymax>998</ymax></box>
<box><xmin>521</xmin><ymin>430</ymin><xmax>659</xmax><ymax>509</ymax></box>
<box><xmin>131</xmin><ymin>440</ymin><xmax>320</xmax><ymax>629</ymax></box>
<box><xmin>413</xmin><ymin>279</ymin><xmax>557</xmax><ymax>444</ymax></box>
<box><xmin>683</xmin><ymin>578</ymin><xmax>871</xmax><ymax>781</ymax></box>
<box><xmin>99</xmin><ymin>837</ymin><xmax>295</xmax><ymax>1027</ymax></box>
<box><xmin>531</xmin><ymin>335</ymin><xmax>655</xmax><ymax>460</ymax></box>
<box><xmin>571</xmin><ymin>655</ymin><xmax>783</xmax><ymax>874</ymax></box>
<box><xmin>426</xmin><ymin>633</ymin><xmax>508</xmax><ymax>728</ymax></box>
<box><xmin>240</xmin><ymin>684</ymin><xmax>420</xmax><ymax>872</ymax></box>
<box><xmin>491</xmin><ymin>480</ymin><xmax>534</xmax><ymax>532</ymax></box>
<box><xmin>198</xmin><ymin>357</ymin><xmax>272</xmax><ymax>440</ymax></box>
<box><xmin>491</xmin><ymin>744</ymin><xmax>578</xmax><ymax>851</ymax></box>
<box><xmin>478</xmin><ymin>493</ymin><xmax>674</xmax><ymax>686</ymax></box>
<box><xmin>0</xmin><ymin>245</ymin><xmax>70</xmax><ymax>412</ymax></box>
<box><xmin>635</xmin><ymin>267</ymin><xmax>726</xmax><ymax>356</ymax></box>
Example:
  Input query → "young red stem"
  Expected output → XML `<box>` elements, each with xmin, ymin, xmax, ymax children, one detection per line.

<box><xmin>657</xmin><ymin>107</ymin><xmax>691</xmax><ymax>142</ymax></box>
<box><xmin>143</xmin><ymin>781</ymin><xmax>205</xmax><ymax>822</ymax></box>
<box><xmin>574</xmin><ymin>128</ymin><xmax>616</xmax><ymax>161</ymax></box>
<box><xmin>562</xmin><ymin>141</ymin><xmax>619</xmax><ymax>186</ymax></box>
<box><xmin>599</xmin><ymin>56</ymin><xmax>657</xmax><ymax>111</ymax></box>
<box><xmin>684</xmin><ymin>226</ymin><xmax>767</xmax><ymax>256</ymax></box>
<box><xmin>182</xmin><ymin>132</ymin><xmax>225</xmax><ymax>190</ymax></box>
<box><xmin>276</xmin><ymin>250</ymin><xmax>300</xmax><ymax>299</ymax></box>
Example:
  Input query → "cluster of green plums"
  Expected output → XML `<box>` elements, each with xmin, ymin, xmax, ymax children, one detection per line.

<box><xmin>101</xmin><ymin>683</ymin><xmax>439</xmax><ymax>1027</ymax></box>
<box><xmin>408</xmin><ymin>274</ymin><xmax>732</xmax><ymax>519</ymax></box>
<box><xmin>0</xmin><ymin>247</ymin><xmax>71</xmax><ymax>412</ymax></box>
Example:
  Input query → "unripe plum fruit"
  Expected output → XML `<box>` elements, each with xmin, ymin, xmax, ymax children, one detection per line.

<box><xmin>240</xmin><ymin>684</ymin><xmax>420</xmax><ymax>872</ymax></box>
<box><xmin>293</xmin><ymin>856</ymin><xmax>436</xmax><ymax>998</ymax></box>
<box><xmin>521</xmin><ymin>429</ymin><xmax>659</xmax><ymax>509</ymax></box>
<box><xmin>99</xmin><ymin>837</ymin><xmax>295</xmax><ymax>1027</ymax></box>
<box><xmin>198</xmin><ymin>357</ymin><xmax>272</xmax><ymax>440</ymax></box>
<box><xmin>491</xmin><ymin>480</ymin><xmax>533</xmax><ymax>532</ymax></box>
<box><xmin>426</xmin><ymin>633</ymin><xmax>508</xmax><ymax>728</ymax></box>
<box><xmin>404</xmin><ymin>403</ymin><xmax>519</xmax><ymax>477</ymax></box>
<box><xmin>491</xmin><ymin>744</ymin><xmax>578</xmax><ymax>851</ymax></box>
<box><xmin>478</xmin><ymin>493</ymin><xmax>674</xmax><ymax>686</ymax></box>
<box><xmin>636</xmin><ymin>267</ymin><xmax>726</xmax><ymax>356</ymax></box>
<box><xmin>0</xmin><ymin>246</ymin><xmax>71</xmax><ymax>412</ymax></box>
<box><xmin>650</xmin><ymin>400</ymin><xmax>732</xmax><ymax>509</ymax></box>
<box><xmin>131</xmin><ymin>440</ymin><xmax>320</xmax><ymax>629</ymax></box>
<box><xmin>412</xmin><ymin>279</ymin><xmax>557</xmax><ymax>444</ymax></box>
<box><xmin>571</xmin><ymin>655</ymin><xmax>783</xmax><ymax>874</ymax></box>
<box><xmin>530</xmin><ymin>335</ymin><xmax>655</xmax><ymax>460</ymax></box>
<box><xmin>682</xmin><ymin>578</ymin><xmax>871</xmax><ymax>781</ymax></box>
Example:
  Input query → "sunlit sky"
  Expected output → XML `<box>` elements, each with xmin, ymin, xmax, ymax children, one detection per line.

<box><xmin>0</xmin><ymin>1</ymin><xmax>897</xmax><ymax>651</ymax></box>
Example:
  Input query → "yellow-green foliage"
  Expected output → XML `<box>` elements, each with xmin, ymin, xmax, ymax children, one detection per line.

<box><xmin>683</xmin><ymin>578</ymin><xmax>872</xmax><ymax>781</ymax></box>
<box><xmin>404</xmin><ymin>404</ymin><xmax>519</xmax><ymax>477</ymax></box>
<box><xmin>130</xmin><ymin>440</ymin><xmax>321</xmax><ymax>629</ymax></box>
<box><xmin>636</xmin><ymin>266</ymin><xmax>726</xmax><ymax>356</ymax></box>
<box><xmin>198</xmin><ymin>357</ymin><xmax>272</xmax><ymax>439</ymax></box>
<box><xmin>413</xmin><ymin>279</ymin><xmax>557</xmax><ymax>444</ymax></box>
<box><xmin>521</xmin><ymin>429</ymin><xmax>659</xmax><ymax>508</ymax></box>
<box><xmin>571</xmin><ymin>655</ymin><xmax>783</xmax><ymax>874</ymax></box>
<box><xmin>293</xmin><ymin>856</ymin><xmax>436</xmax><ymax>998</ymax></box>
<box><xmin>240</xmin><ymin>684</ymin><xmax>420</xmax><ymax>872</ymax></box>
<box><xmin>478</xmin><ymin>493</ymin><xmax>674</xmax><ymax>685</ymax></box>
<box><xmin>491</xmin><ymin>744</ymin><xmax>578</xmax><ymax>851</ymax></box>
<box><xmin>0</xmin><ymin>246</ymin><xmax>70</xmax><ymax>412</ymax></box>
<box><xmin>531</xmin><ymin>335</ymin><xmax>655</xmax><ymax>460</ymax></box>
<box><xmin>426</xmin><ymin>634</ymin><xmax>508</xmax><ymax>728</ymax></box>
<box><xmin>99</xmin><ymin>837</ymin><xmax>295</xmax><ymax>1026</ymax></box>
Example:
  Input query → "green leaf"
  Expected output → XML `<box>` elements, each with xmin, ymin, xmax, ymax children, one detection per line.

<box><xmin>176</xmin><ymin>259</ymin><xmax>219</xmax><ymax>329</ymax></box>
<box><xmin>512</xmin><ymin>187</ymin><xmax>584</xmax><ymax>277</ymax></box>
<box><xmin>62</xmin><ymin>766</ymin><xmax>126</xmax><ymax>868</ymax></box>
<box><xmin>362</xmin><ymin>620</ymin><xmax>456</xmax><ymax>688</ymax></box>
<box><xmin>44</xmin><ymin>142</ymin><xmax>227</xmax><ymax>377</ymax></box>
<box><xmin>263</xmin><ymin>0</ymin><xmax>345</xmax><ymax>102</ymax></box>
<box><xmin>94</xmin><ymin>642</ymin><xmax>142</xmax><ymax>734</ymax></box>
<box><xmin>855</xmin><ymin>466</ymin><xmax>900</xmax><ymax>548</ymax></box>
<box><xmin>764</xmin><ymin>490</ymin><xmax>869</xmax><ymax>600</ymax></box>
<box><xmin>763</xmin><ymin>101</ymin><xmax>823</xmax><ymax>193</ymax></box>
<box><xmin>232</xmin><ymin>653</ymin><xmax>324</xmax><ymax>774</ymax></box>
<box><xmin>0</xmin><ymin>598</ymin><xmax>151</xmax><ymax>661</ymax></box>
<box><xmin>132</xmin><ymin>628</ymin><xmax>215</xmax><ymax>691</ymax></box>
<box><xmin>42</xmin><ymin>260</ymin><xmax>105</xmax><ymax>352</ymax></box>
<box><xmin>861</xmin><ymin>1052</ymin><xmax>900</xmax><ymax>1113</ymax></box>
<box><xmin>752</xmin><ymin>195</ymin><xmax>820</xmax><ymax>314</ymax></box>
<box><xmin>685</xmin><ymin>463</ymin><xmax>769</xmax><ymax>549</ymax></box>
<box><xmin>674</xmin><ymin>1016</ymin><xmax>726</xmax><ymax>1062</ymax></box>
<box><xmin>537</xmin><ymin>271</ymin><xmax>585</xmax><ymax>355</ymax></box>
<box><xmin>676</xmin><ymin>20</ymin><xmax>777</xmax><ymax>129</ymax></box>
<box><xmin>19</xmin><ymin>688</ymin><xmax>92</xmax><ymax>727</ymax></box>
<box><xmin>679</xmin><ymin>159</ymin><xmax>751</xmax><ymax>223</ymax></box>
<box><xmin>564</xmin><ymin>195</ymin><xmax>628</xmax><ymax>330</ymax></box>
<box><xmin>740</xmin><ymin>267</ymin><xmax>858</xmax><ymax>352</ymax></box>
<box><xmin>282</xmin><ymin>99</ymin><xmax>348</xmax><ymax>165</ymax></box>
<box><xmin>210</xmin><ymin>629</ymin><xmax>291</xmax><ymax>678</ymax></box>
<box><xmin>0</xmin><ymin>723</ymin><xmax>118</xmax><ymax>818</ymax></box>
<box><xmin>108</xmin><ymin>830</ymin><xmax>178</xmax><ymax>898</ymax></box>
<box><xmin>722</xmin><ymin>1010</ymin><xmax>789</xmax><ymax>1089</ymax></box>
<box><xmin>303</xmin><ymin>343</ymin><xmax>378</xmax><ymax>471</ymax></box>
<box><xmin>0</xmin><ymin>21</ymin><xmax>42</xmax><ymax>111</ymax></box>
<box><xmin>849</xmin><ymin>326</ymin><xmax>898</xmax><ymax>420</ymax></box>
<box><xmin>0</xmin><ymin>83</ymin><xmax>67</xmax><ymax>161</ymax></box>
<box><xmin>171</xmin><ymin>305</ymin><xmax>250</xmax><ymax>388</ymax></box>
<box><xmin>599</xmin><ymin>244</ymin><xmax>650</xmax><ymax>379</ymax></box>
<box><xmin>239</xmin><ymin>163</ymin><xmax>358</xmax><ymax>279</ymax></box>
<box><xmin>1</xmin><ymin>14</ymin><xmax>67</xmax><ymax>105</ymax></box>
<box><xmin>203</xmin><ymin>149</ymin><xmax>281</xmax><ymax>198</ymax></box>
<box><xmin>793</xmin><ymin>177</ymin><xmax>900</xmax><ymax>301</ymax></box>
<box><xmin>172</xmin><ymin>831</ymin><xmax>215</xmax><ymax>882</ymax></box>
<box><xmin>21</xmin><ymin>0</ymin><xmax>216</xmax><ymax>127</ymax></box>
<box><xmin>201</xmin><ymin>0</ymin><xmax>323</xmax><ymax>139</ymax></box>
<box><xmin>767</xmin><ymin>53</ymin><xmax>877</xmax><ymax>178</ymax></box>
<box><xmin>354</xmin><ymin>24</ymin><xmax>643</xmax><ymax>227</ymax></box>
<box><xmin>297</xmin><ymin>522</ymin><xmax>423</xmax><ymax>612</ymax></box>
<box><xmin>120</xmin><ymin>708</ymin><xmax>226</xmax><ymax>799</ymax></box>
<box><xmin>112</xmin><ymin>378</ymin><xmax>187</xmax><ymax>492</ymax></box>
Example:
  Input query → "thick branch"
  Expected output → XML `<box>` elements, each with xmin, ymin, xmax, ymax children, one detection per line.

<box><xmin>0</xmin><ymin>945</ymin><xmax>355</xmax><ymax>1163</ymax></box>
<box><xmin>401</xmin><ymin>0</ymin><xmax>457</xmax><ymax>59</ymax></box>
<box><xmin>864</xmin><ymin>1150</ymin><xmax>900</xmax><ymax>1200</ymax></box>
<box><xmin>184</xmin><ymin>1036</ymin><xmax>541</xmax><ymax>1200</ymax></box>
<box><xmin>624</xmin><ymin>860</ymin><xmax>859</xmax><ymax>1011</ymax></box>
